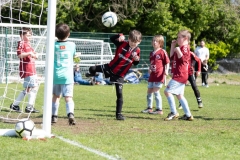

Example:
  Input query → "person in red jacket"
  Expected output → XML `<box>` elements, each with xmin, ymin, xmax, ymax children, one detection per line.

<box><xmin>178</xmin><ymin>51</ymin><xmax>204</xmax><ymax>109</ymax></box>
<box><xmin>86</xmin><ymin>30</ymin><xmax>142</xmax><ymax>120</ymax></box>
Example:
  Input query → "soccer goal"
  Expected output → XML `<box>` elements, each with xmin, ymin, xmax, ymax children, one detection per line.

<box><xmin>0</xmin><ymin>0</ymin><xmax>113</xmax><ymax>137</ymax></box>
<box><xmin>0</xmin><ymin>23</ymin><xmax>113</xmax><ymax>119</ymax></box>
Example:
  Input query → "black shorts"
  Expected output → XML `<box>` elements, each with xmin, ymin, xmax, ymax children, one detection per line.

<box><xmin>101</xmin><ymin>64</ymin><xmax>124</xmax><ymax>84</ymax></box>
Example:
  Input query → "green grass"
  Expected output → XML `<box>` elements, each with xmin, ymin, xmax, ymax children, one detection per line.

<box><xmin>1</xmin><ymin>75</ymin><xmax>240</xmax><ymax>160</ymax></box>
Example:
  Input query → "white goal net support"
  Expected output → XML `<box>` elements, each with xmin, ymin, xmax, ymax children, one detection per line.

<box><xmin>0</xmin><ymin>23</ymin><xmax>113</xmax><ymax>122</ymax></box>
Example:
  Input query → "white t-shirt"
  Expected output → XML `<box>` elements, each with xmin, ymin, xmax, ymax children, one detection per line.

<box><xmin>194</xmin><ymin>46</ymin><xmax>209</xmax><ymax>62</ymax></box>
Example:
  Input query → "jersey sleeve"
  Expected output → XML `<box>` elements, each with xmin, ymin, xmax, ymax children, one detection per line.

<box><xmin>110</xmin><ymin>33</ymin><xmax>124</xmax><ymax>48</ymax></box>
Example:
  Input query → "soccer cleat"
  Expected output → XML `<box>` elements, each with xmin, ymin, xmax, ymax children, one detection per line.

<box><xmin>149</xmin><ymin>109</ymin><xmax>163</xmax><ymax>115</ymax></box>
<box><xmin>68</xmin><ymin>113</ymin><xmax>76</xmax><ymax>125</ymax></box>
<box><xmin>198</xmin><ymin>102</ymin><xmax>203</xmax><ymax>108</ymax></box>
<box><xmin>10</xmin><ymin>103</ymin><xmax>21</xmax><ymax>112</ymax></box>
<box><xmin>116</xmin><ymin>114</ymin><xmax>125</xmax><ymax>120</ymax></box>
<box><xmin>164</xmin><ymin>112</ymin><xmax>179</xmax><ymax>121</ymax></box>
<box><xmin>141</xmin><ymin>108</ymin><xmax>153</xmax><ymax>113</ymax></box>
<box><xmin>25</xmin><ymin>106</ymin><xmax>40</xmax><ymax>113</ymax></box>
<box><xmin>179</xmin><ymin>114</ymin><xmax>194</xmax><ymax>121</ymax></box>
<box><xmin>51</xmin><ymin>115</ymin><xmax>58</xmax><ymax>123</ymax></box>
<box><xmin>90</xmin><ymin>77</ymin><xmax>95</xmax><ymax>85</ymax></box>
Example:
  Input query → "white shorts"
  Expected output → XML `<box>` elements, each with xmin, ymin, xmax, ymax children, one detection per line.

<box><xmin>164</xmin><ymin>79</ymin><xmax>185</xmax><ymax>95</ymax></box>
<box><xmin>53</xmin><ymin>84</ymin><xmax>74</xmax><ymax>97</ymax></box>
<box><xmin>23</xmin><ymin>75</ymin><xmax>39</xmax><ymax>88</ymax></box>
<box><xmin>148</xmin><ymin>82</ymin><xmax>163</xmax><ymax>89</ymax></box>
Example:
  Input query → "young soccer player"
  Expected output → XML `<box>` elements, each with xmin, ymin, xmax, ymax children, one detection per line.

<box><xmin>178</xmin><ymin>51</ymin><xmax>204</xmax><ymax>109</ymax></box>
<box><xmin>10</xmin><ymin>27</ymin><xmax>39</xmax><ymax>113</ymax></box>
<box><xmin>164</xmin><ymin>30</ymin><xmax>193</xmax><ymax>121</ymax></box>
<box><xmin>52</xmin><ymin>23</ymin><xmax>76</xmax><ymax>125</ymax></box>
<box><xmin>85</xmin><ymin>30</ymin><xmax>142</xmax><ymax>120</ymax></box>
<box><xmin>141</xmin><ymin>35</ymin><xmax>170</xmax><ymax>115</ymax></box>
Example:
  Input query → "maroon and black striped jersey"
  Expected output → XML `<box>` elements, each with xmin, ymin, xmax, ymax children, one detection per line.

<box><xmin>108</xmin><ymin>34</ymin><xmax>140</xmax><ymax>77</ymax></box>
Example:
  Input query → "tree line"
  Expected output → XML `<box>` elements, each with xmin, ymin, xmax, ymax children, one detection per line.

<box><xmin>1</xmin><ymin>0</ymin><xmax>240</xmax><ymax>68</ymax></box>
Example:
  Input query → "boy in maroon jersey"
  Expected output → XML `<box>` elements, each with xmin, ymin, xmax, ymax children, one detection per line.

<box><xmin>141</xmin><ymin>35</ymin><xmax>170</xmax><ymax>115</ymax></box>
<box><xmin>10</xmin><ymin>27</ymin><xmax>39</xmax><ymax>113</ymax></box>
<box><xmin>164</xmin><ymin>30</ymin><xmax>193</xmax><ymax>121</ymax></box>
<box><xmin>178</xmin><ymin>51</ymin><xmax>204</xmax><ymax>109</ymax></box>
<box><xmin>86</xmin><ymin>30</ymin><xmax>142</xmax><ymax>120</ymax></box>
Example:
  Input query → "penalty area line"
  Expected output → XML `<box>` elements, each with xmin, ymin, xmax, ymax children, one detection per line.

<box><xmin>56</xmin><ymin>136</ymin><xmax>120</xmax><ymax>160</ymax></box>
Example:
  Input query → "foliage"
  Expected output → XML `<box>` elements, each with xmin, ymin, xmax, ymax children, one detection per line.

<box><xmin>206</xmin><ymin>41</ymin><xmax>231</xmax><ymax>70</ymax></box>
<box><xmin>1</xmin><ymin>0</ymin><xmax>240</xmax><ymax>57</ymax></box>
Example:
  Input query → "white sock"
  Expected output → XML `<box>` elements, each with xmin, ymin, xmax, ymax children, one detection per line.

<box><xmin>147</xmin><ymin>93</ymin><xmax>153</xmax><ymax>108</ymax></box>
<box><xmin>66</xmin><ymin>100</ymin><xmax>74</xmax><ymax>115</ymax></box>
<box><xmin>154</xmin><ymin>91</ymin><xmax>162</xmax><ymax>110</ymax></box>
<box><xmin>27</xmin><ymin>89</ymin><xmax>37</xmax><ymax>107</ymax></box>
<box><xmin>13</xmin><ymin>90</ymin><xmax>26</xmax><ymax>105</ymax></box>
<box><xmin>52</xmin><ymin>102</ymin><xmax>59</xmax><ymax>116</ymax></box>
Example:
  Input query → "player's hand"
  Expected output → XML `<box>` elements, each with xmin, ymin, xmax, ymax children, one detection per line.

<box><xmin>133</xmin><ymin>55</ymin><xmax>139</xmax><ymax>61</ymax></box>
<box><xmin>171</xmin><ymin>40</ymin><xmax>177</xmax><ymax>47</ymax></box>
<box><xmin>118</xmin><ymin>35</ymin><xmax>125</xmax><ymax>42</ymax></box>
<box><xmin>196</xmin><ymin>71</ymin><xmax>200</xmax><ymax>77</ymax></box>
<box><xmin>34</xmin><ymin>52</ymin><xmax>38</xmax><ymax>59</ymax></box>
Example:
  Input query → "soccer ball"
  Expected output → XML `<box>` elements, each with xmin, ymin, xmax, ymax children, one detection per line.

<box><xmin>15</xmin><ymin>119</ymin><xmax>35</xmax><ymax>138</ymax></box>
<box><xmin>102</xmin><ymin>11</ymin><xmax>118</xmax><ymax>27</ymax></box>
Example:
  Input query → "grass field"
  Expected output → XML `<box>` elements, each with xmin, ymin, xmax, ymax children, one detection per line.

<box><xmin>1</xmin><ymin>73</ymin><xmax>240</xmax><ymax>160</ymax></box>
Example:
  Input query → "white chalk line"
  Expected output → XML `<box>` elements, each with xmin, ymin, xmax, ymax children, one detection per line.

<box><xmin>56</xmin><ymin>135</ymin><xmax>120</xmax><ymax>160</ymax></box>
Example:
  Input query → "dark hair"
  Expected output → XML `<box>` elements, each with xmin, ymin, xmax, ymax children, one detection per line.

<box><xmin>55</xmin><ymin>23</ymin><xmax>70</xmax><ymax>40</ymax></box>
<box><xmin>19</xmin><ymin>27</ymin><xmax>32</xmax><ymax>36</ymax></box>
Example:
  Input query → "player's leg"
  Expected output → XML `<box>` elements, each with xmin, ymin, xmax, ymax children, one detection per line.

<box><xmin>115</xmin><ymin>83</ymin><xmax>125</xmax><ymax>120</ymax></box>
<box><xmin>149</xmin><ymin>82</ymin><xmax>163</xmax><ymax>115</ymax></box>
<box><xmin>164</xmin><ymin>79</ymin><xmax>179</xmax><ymax>121</ymax></box>
<box><xmin>177</xmin><ymin>94</ymin><xmax>194</xmax><ymax>121</ymax></box>
<box><xmin>86</xmin><ymin>64</ymin><xmax>105</xmax><ymax>77</ymax></box>
<box><xmin>10</xmin><ymin>89</ymin><xmax>27</xmax><ymax>112</ymax></box>
<box><xmin>141</xmin><ymin>82</ymin><xmax>153</xmax><ymax>113</ymax></box>
<box><xmin>188</xmin><ymin>75</ymin><xmax>203</xmax><ymax>108</ymax></box>
<box><xmin>201</xmin><ymin>64</ymin><xmax>206</xmax><ymax>86</ymax></box>
<box><xmin>52</xmin><ymin>84</ymin><xmax>62</xmax><ymax>123</ymax></box>
<box><xmin>204</xmin><ymin>68</ymin><xmax>209</xmax><ymax>87</ymax></box>
<box><xmin>62</xmin><ymin>84</ymin><xmax>76</xmax><ymax>125</ymax></box>
<box><xmin>22</xmin><ymin>75</ymin><xmax>40</xmax><ymax>113</ymax></box>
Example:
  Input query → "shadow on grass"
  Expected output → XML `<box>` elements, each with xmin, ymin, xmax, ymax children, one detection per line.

<box><xmin>194</xmin><ymin>116</ymin><xmax>240</xmax><ymax>121</ymax></box>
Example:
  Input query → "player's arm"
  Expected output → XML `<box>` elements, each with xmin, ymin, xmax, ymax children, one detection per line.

<box><xmin>170</xmin><ymin>40</ymin><xmax>177</xmax><ymax>58</ymax></box>
<box><xmin>165</xmin><ymin>63</ymin><xmax>169</xmax><ymax>76</ymax></box>
<box><xmin>110</xmin><ymin>33</ymin><xmax>124</xmax><ymax>47</ymax></box>
<box><xmin>132</xmin><ymin>48</ymin><xmax>140</xmax><ymax>65</ymax></box>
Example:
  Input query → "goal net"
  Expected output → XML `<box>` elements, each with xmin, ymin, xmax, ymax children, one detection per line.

<box><xmin>0</xmin><ymin>23</ymin><xmax>113</xmax><ymax>122</ymax></box>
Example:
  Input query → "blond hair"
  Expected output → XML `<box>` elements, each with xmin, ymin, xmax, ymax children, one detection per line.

<box><xmin>179</xmin><ymin>30</ymin><xmax>191</xmax><ymax>43</ymax></box>
<box><xmin>153</xmin><ymin>35</ymin><xmax>164</xmax><ymax>48</ymax></box>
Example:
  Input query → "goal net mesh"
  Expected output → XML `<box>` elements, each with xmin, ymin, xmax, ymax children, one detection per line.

<box><xmin>0</xmin><ymin>1</ymin><xmax>113</xmax><ymax>123</ymax></box>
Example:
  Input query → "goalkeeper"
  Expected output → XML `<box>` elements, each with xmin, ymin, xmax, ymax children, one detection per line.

<box><xmin>86</xmin><ymin>30</ymin><xmax>142</xmax><ymax>120</ymax></box>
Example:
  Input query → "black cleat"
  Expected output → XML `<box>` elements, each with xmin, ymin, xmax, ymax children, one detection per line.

<box><xmin>116</xmin><ymin>114</ymin><xmax>125</xmax><ymax>120</ymax></box>
<box><xmin>25</xmin><ymin>106</ymin><xmax>40</xmax><ymax>113</ymax></box>
<box><xmin>10</xmin><ymin>103</ymin><xmax>21</xmax><ymax>112</ymax></box>
<box><xmin>68</xmin><ymin>113</ymin><xmax>76</xmax><ymax>125</ymax></box>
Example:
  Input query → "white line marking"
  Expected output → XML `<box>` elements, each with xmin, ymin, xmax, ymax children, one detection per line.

<box><xmin>57</xmin><ymin>136</ymin><xmax>120</xmax><ymax>160</ymax></box>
